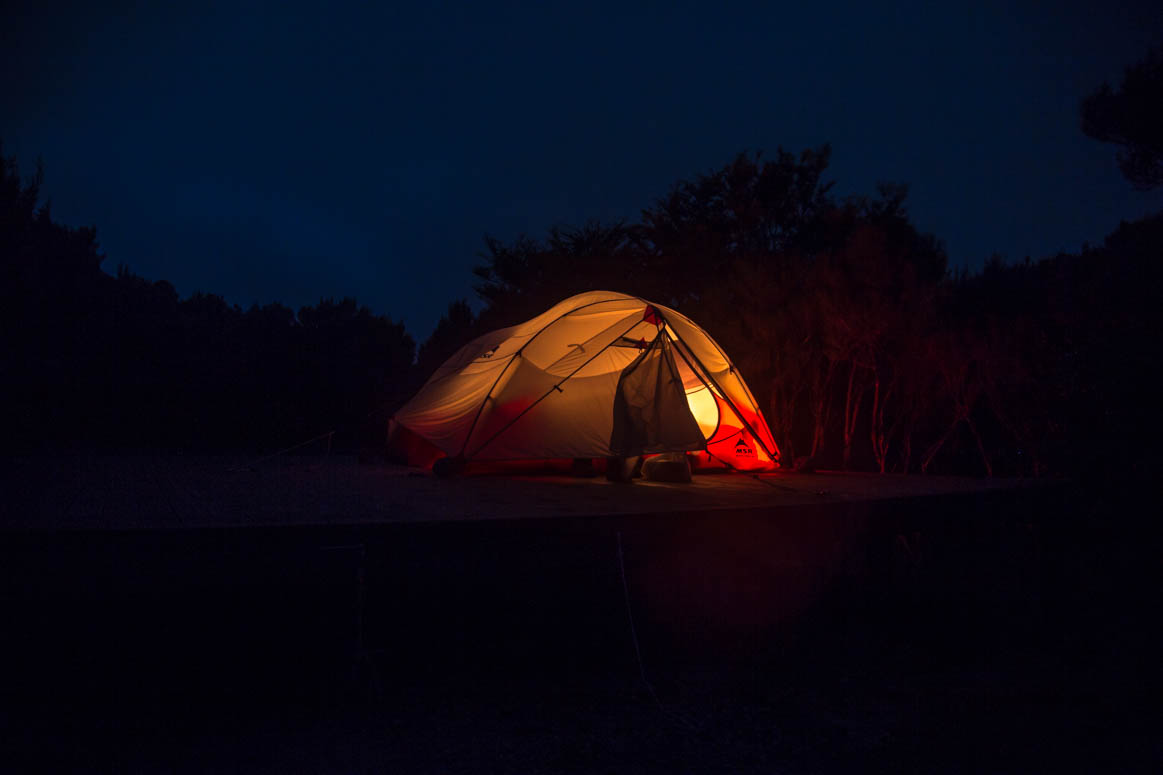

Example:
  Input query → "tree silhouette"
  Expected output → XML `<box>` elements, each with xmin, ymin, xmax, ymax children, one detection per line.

<box><xmin>472</xmin><ymin>149</ymin><xmax>970</xmax><ymax>473</ymax></box>
<box><xmin>416</xmin><ymin>299</ymin><xmax>477</xmax><ymax>382</ymax></box>
<box><xmin>2</xmin><ymin>143</ymin><xmax>416</xmax><ymax>453</ymax></box>
<box><xmin>472</xmin><ymin>220</ymin><xmax>639</xmax><ymax>330</ymax></box>
<box><xmin>639</xmin><ymin>147</ymin><xmax>834</xmax><ymax>306</ymax></box>
<box><xmin>1081</xmin><ymin>47</ymin><xmax>1163</xmax><ymax>189</ymax></box>
<box><xmin>8</xmin><ymin>133</ymin><xmax>1162</xmax><ymax>476</ymax></box>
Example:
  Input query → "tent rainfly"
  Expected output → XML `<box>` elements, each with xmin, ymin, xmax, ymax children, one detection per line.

<box><xmin>388</xmin><ymin>291</ymin><xmax>780</xmax><ymax>472</ymax></box>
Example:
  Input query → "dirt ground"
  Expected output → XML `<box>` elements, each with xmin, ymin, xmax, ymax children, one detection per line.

<box><xmin>4</xmin><ymin>452</ymin><xmax>1021</xmax><ymax>529</ymax></box>
<box><xmin>1</xmin><ymin>455</ymin><xmax>1158</xmax><ymax>772</ymax></box>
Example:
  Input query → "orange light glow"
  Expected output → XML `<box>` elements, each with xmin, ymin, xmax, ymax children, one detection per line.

<box><xmin>685</xmin><ymin>386</ymin><xmax>720</xmax><ymax>438</ymax></box>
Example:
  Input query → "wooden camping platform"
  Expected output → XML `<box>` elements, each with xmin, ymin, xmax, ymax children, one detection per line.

<box><xmin>3</xmin><ymin>453</ymin><xmax>1025</xmax><ymax>531</ymax></box>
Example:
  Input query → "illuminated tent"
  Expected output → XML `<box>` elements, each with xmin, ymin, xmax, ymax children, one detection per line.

<box><xmin>389</xmin><ymin>291</ymin><xmax>780</xmax><ymax>471</ymax></box>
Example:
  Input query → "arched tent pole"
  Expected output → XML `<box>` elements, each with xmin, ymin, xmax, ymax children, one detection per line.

<box><xmin>664</xmin><ymin>330</ymin><xmax>720</xmax><ymax>442</ymax></box>
<box><xmin>662</xmin><ymin>313</ymin><xmax>778</xmax><ymax>463</ymax></box>
<box><xmin>463</xmin><ymin>314</ymin><xmax>650</xmax><ymax>461</ymax></box>
<box><xmin>455</xmin><ymin>350</ymin><xmax>521</xmax><ymax>459</ymax></box>
<box><xmin>456</xmin><ymin>296</ymin><xmax>642</xmax><ymax>459</ymax></box>
<box><xmin>665</xmin><ymin>307</ymin><xmax>771</xmax><ymax>425</ymax></box>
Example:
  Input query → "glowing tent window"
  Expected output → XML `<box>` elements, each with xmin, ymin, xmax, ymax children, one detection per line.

<box><xmin>685</xmin><ymin>386</ymin><xmax>719</xmax><ymax>439</ymax></box>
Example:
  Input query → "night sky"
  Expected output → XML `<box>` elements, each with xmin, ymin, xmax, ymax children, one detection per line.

<box><xmin>4</xmin><ymin>1</ymin><xmax>1162</xmax><ymax>338</ymax></box>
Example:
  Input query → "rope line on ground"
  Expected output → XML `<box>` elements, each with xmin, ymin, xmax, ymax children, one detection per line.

<box><xmin>617</xmin><ymin>531</ymin><xmax>715</xmax><ymax>740</ymax></box>
<box><xmin>617</xmin><ymin>530</ymin><xmax>653</xmax><ymax>693</ymax></box>
<box><xmin>229</xmin><ymin>430</ymin><xmax>335</xmax><ymax>470</ymax></box>
<box><xmin>229</xmin><ymin>400</ymin><xmax>402</xmax><ymax>471</ymax></box>
<box><xmin>616</xmin><ymin>531</ymin><xmax>770</xmax><ymax>763</ymax></box>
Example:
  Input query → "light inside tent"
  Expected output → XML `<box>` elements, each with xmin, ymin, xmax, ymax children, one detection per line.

<box><xmin>685</xmin><ymin>386</ymin><xmax>720</xmax><ymax>438</ymax></box>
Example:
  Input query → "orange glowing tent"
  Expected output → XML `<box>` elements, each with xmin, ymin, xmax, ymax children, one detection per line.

<box><xmin>388</xmin><ymin>291</ymin><xmax>780</xmax><ymax>472</ymax></box>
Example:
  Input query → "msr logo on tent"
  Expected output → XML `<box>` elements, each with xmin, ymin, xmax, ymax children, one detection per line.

<box><xmin>734</xmin><ymin>437</ymin><xmax>755</xmax><ymax>456</ymax></box>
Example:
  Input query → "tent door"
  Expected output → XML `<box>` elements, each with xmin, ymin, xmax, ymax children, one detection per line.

<box><xmin>609</xmin><ymin>332</ymin><xmax>705</xmax><ymax>457</ymax></box>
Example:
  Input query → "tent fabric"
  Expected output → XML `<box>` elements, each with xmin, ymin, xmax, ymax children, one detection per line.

<box><xmin>390</xmin><ymin>290</ymin><xmax>781</xmax><ymax>469</ymax></box>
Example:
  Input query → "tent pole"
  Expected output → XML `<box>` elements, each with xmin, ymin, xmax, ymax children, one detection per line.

<box><xmin>465</xmin><ymin>316</ymin><xmax>650</xmax><ymax>460</ymax></box>
<box><xmin>662</xmin><ymin>308</ymin><xmax>772</xmax><ymax>426</ymax></box>
<box><xmin>457</xmin><ymin>352</ymin><xmax>520</xmax><ymax>459</ymax></box>
<box><xmin>456</xmin><ymin>298</ymin><xmax>643</xmax><ymax>458</ymax></box>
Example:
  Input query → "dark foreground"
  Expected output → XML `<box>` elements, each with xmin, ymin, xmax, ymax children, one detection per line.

<box><xmin>2</xmin><ymin>462</ymin><xmax>1159</xmax><ymax>773</ymax></box>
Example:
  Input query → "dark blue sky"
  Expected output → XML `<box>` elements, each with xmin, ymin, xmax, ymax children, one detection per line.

<box><xmin>4</xmin><ymin>1</ymin><xmax>1162</xmax><ymax>337</ymax></box>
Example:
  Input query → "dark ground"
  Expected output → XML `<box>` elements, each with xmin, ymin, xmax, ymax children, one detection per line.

<box><xmin>1</xmin><ymin>457</ymin><xmax>1159</xmax><ymax>773</ymax></box>
<box><xmin>1</xmin><ymin>453</ymin><xmax>1021</xmax><ymax>529</ymax></box>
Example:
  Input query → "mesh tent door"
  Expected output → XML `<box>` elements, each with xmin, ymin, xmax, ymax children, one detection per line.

<box><xmin>609</xmin><ymin>332</ymin><xmax>706</xmax><ymax>457</ymax></box>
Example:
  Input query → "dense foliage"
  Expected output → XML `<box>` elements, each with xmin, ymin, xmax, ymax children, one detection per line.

<box><xmin>5</xmin><ymin>47</ymin><xmax>1161</xmax><ymax>470</ymax></box>
<box><xmin>1082</xmin><ymin>46</ymin><xmax>1163</xmax><ymax>190</ymax></box>
<box><xmin>1</xmin><ymin>148</ymin><xmax>414</xmax><ymax>452</ymax></box>
<box><xmin>459</xmin><ymin>150</ymin><xmax>1163</xmax><ymax>476</ymax></box>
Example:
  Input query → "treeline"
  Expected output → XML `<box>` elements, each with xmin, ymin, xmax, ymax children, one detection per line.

<box><xmin>2</xmin><ymin>149</ymin><xmax>414</xmax><ymax>452</ymax></box>
<box><xmin>447</xmin><ymin>148</ymin><xmax>1163</xmax><ymax>476</ymax></box>
<box><xmin>4</xmin><ymin>140</ymin><xmax>1160</xmax><ymax>472</ymax></box>
<box><xmin>445</xmin><ymin>50</ymin><xmax>1163</xmax><ymax>477</ymax></box>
